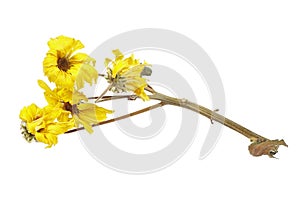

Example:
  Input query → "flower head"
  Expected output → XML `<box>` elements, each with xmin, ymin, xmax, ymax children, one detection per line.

<box><xmin>38</xmin><ymin>80</ymin><xmax>113</xmax><ymax>133</ymax></box>
<box><xmin>104</xmin><ymin>49</ymin><xmax>152</xmax><ymax>101</ymax></box>
<box><xmin>19</xmin><ymin>104</ymin><xmax>75</xmax><ymax>148</ymax></box>
<box><xmin>43</xmin><ymin>35</ymin><xmax>98</xmax><ymax>89</ymax></box>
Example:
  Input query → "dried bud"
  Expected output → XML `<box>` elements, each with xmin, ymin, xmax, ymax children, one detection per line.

<box><xmin>141</xmin><ymin>66</ymin><xmax>152</xmax><ymax>76</ymax></box>
<box><xmin>20</xmin><ymin>123</ymin><xmax>36</xmax><ymax>143</ymax></box>
<box><xmin>248</xmin><ymin>139</ymin><xmax>288</xmax><ymax>158</ymax></box>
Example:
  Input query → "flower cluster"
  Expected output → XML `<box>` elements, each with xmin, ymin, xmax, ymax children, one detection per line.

<box><xmin>19</xmin><ymin>36</ymin><xmax>151</xmax><ymax>148</ymax></box>
<box><xmin>19</xmin><ymin>36</ymin><xmax>113</xmax><ymax>148</ymax></box>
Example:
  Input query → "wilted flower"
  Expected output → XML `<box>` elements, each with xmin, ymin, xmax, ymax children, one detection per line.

<box><xmin>19</xmin><ymin>104</ymin><xmax>74</xmax><ymax>148</ymax></box>
<box><xmin>102</xmin><ymin>49</ymin><xmax>152</xmax><ymax>101</ymax></box>
<box><xmin>38</xmin><ymin>80</ymin><xmax>112</xmax><ymax>133</ymax></box>
<box><xmin>43</xmin><ymin>35</ymin><xmax>98</xmax><ymax>89</ymax></box>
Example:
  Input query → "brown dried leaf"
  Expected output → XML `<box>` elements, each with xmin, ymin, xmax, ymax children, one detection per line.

<box><xmin>248</xmin><ymin>139</ymin><xmax>288</xmax><ymax>158</ymax></box>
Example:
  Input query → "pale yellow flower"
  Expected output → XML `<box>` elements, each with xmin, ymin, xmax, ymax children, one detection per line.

<box><xmin>105</xmin><ymin>49</ymin><xmax>151</xmax><ymax>101</ymax></box>
<box><xmin>72</xmin><ymin>103</ymin><xmax>113</xmax><ymax>133</ymax></box>
<box><xmin>43</xmin><ymin>35</ymin><xmax>98</xmax><ymax>89</ymax></box>
<box><xmin>19</xmin><ymin>104</ymin><xmax>75</xmax><ymax>148</ymax></box>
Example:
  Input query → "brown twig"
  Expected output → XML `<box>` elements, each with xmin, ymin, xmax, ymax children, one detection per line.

<box><xmin>65</xmin><ymin>102</ymin><xmax>165</xmax><ymax>134</ymax></box>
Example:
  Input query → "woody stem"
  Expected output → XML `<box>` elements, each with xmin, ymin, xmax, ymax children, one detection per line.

<box><xmin>149</xmin><ymin>92</ymin><xmax>268</xmax><ymax>141</ymax></box>
<box><xmin>84</xmin><ymin>92</ymin><xmax>268</xmax><ymax>141</ymax></box>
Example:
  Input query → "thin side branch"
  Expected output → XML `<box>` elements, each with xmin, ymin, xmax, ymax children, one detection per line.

<box><xmin>88</xmin><ymin>95</ymin><xmax>137</xmax><ymax>102</ymax></box>
<box><xmin>95</xmin><ymin>83</ymin><xmax>113</xmax><ymax>103</ymax></box>
<box><xmin>65</xmin><ymin>102</ymin><xmax>165</xmax><ymax>134</ymax></box>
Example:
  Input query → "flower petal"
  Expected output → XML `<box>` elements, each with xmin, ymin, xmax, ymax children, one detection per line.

<box><xmin>19</xmin><ymin>104</ymin><xmax>42</xmax><ymax>123</ymax></box>
<box><xmin>75</xmin><ymin>63</ymin><xmax>98</xmax><ymax>89</ymax></box>
<box><xmin>74</xmin><ymin>104</ymin><xmax>113</xmax><ymax>133</ymax></box>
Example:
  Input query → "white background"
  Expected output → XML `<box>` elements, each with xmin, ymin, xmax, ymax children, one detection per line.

<box><xmin>1</xmin><ymin>0</ymin><xmax>299</xmax><ymax>199</ymax></box>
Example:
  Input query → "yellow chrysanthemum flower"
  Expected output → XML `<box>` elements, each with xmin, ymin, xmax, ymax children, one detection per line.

<box><xmin>19</xmin><ymin>104</ymin><xmax>75</xmax><ymax>148</ymax></box>
<box><xmin>38</xmin><ymin>80</ymin><xmax>112</xmax><ymax>133</ymax></box>
<box><xmin>43</xmin><ymin>35</ymin><xmax>98</xmax><ymax>89</ymax></box>
<box><xmin>104</xmin><ymin>49</ymin><xmax>152</xmax><ymax>101</ymax></box>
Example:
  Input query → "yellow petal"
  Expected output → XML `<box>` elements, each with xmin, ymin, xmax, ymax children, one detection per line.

<box><xmin>38</xmin><ymin>80</ymin><xmax>52</xmax><ymax>93</ymax></box>
<box><xmin>55</xmin><ymin>87</ymin><xmax>73</xmax><ymax>103</ymax></box>
<box><xmin>69</xmin><ymin>53</ymin><xmax>88</xmax><ymax>63</ymax></box>
<box><xmin>46</xmin><ymin>121</ymin><xmax>74</xmax><ymax>135</ymax></box>
<box><xmin>73</xmin><ymin>115</ymin><xmax>94</xmax><ymax>133</ymax></box>
<box><xmin>122</xmin><ymin>64</ymin><xmax>144</xmax><ymax>78</ymax></box>
<box><xmin>135</xmin><ymin>87</ymin><xmax>149</xmax><ymax>101</ymax></box>
<box><xmin>52</xmin><ymin>70</ymin><xmax>75</xmax><ymax>89</ymax></box>
<box><xmin>111</xmin><ymin>60</ymin><xmax>128</xmax><ymax>78</ymax></box>
<box><xmin>74</xmin><ymin>103</ymin><xmax>112</xmax><ymax>133</ymax></box>
<box><xmin>19</xmin><ymin>104</ymin><xmax>42</xmax><ymax>123</ymax></box>
<box><xmin>95</xmin><ymin>106</ymin><xmax>113</xmax><ymax>121</ymax></box>
<box><xmin>112</xmin><ymin>49</ymin><xmax>124</xmax><ymax>59</ymax></box>
<box><xmin>26</xmin><ymin>118</ymin><xmax>44</xmax><ymax>134</ymax></box>
<box><xmin>42</xmin><ymin>107</ymin><xmax>62</xmax><ymax>122</ymax></box>
<box><xmin>75</xmin><ymin>63</ymin><xmax>98</xmax><ymax>89</ymax></box>
<box><xmin>104</xmin><ymin>58</ymin><xmax>112</xmax><ymax>68</ymax></box>
<box><xmin>72</xmin><ymin>90</ymin><xmax>88</xmax><ymax>104</ymax></box>
<box><xmin>35</xmin><ymin>132</ymin><xmax>58</xmax><ymax>148</ymax></box>
<box><xmin>45</xmin><ymin>133</ymin><xmax>58</xmax><ymax>148</ymax></box>
<box><xmin>47</xmin><ymin>35</ymin><xmax>84</xmax><ymax>55</ymax></box>
<box><xmin>43</xmin><ymin>53</ymin><xmax>58</xmax><ymax>67</ymax></box>
<box><xmin>57</xmin><ymin>110</ymin><xmax>72</xmax><ymax>122</ymax></box>
<box><xmin>35</xmin><ymin>132</ymin><xmax>49</xmax><ymax>145</ymax></box>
